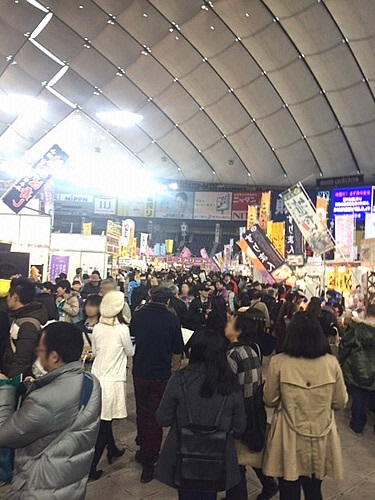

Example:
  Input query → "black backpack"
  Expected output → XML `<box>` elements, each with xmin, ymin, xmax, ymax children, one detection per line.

<box><xmin>241</xmin><ymin>382</ymin><xmax>267</xmax><ymax>453</ymax></box>
<box><xmin>174</xmin><ymin>371</ymin><xmax>228</xmax><ymax>492</ymax></box>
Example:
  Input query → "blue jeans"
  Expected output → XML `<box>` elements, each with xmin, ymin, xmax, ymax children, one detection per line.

<box><xmin>349</xmin><ymin>384</ymin><xmax>375</xmax><ymax>433</ymax></box>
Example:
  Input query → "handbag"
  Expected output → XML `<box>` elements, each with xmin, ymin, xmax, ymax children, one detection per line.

<box><xmin>241</xmin><ymin>383</ymin><xmax>267</xmax><ymax>453</ymax></box>
<box><xmin>174</xmin><ymin>372</ymin><xmax>228</xmax><ymax>492</ymax></box>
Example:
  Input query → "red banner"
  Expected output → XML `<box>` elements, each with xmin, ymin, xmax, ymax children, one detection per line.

<box><xmin>232</xmin><ymin>192</ymin><xmax>261</xmax><ymax>221</ymax></box>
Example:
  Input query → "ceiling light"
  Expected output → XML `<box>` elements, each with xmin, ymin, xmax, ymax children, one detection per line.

<box><xmin>30</xmin><ymin>39</ymin><xmax>65</xmax><ymax>65</ymax></box>
<box><xmin>47</xmin><ymin>65</ymin><xmax>69</xmax><ymax>87</ymax></box>
<box><xmin>96</xmin><ymin>110</ymin><xmax>143</xmax><ymax>127</ymax></box>
<box><xmin>143</xmin><ymin>13</ymin><xmax>148</xmax><ymax>17</ymax></box>
<box><xmin>169</xmin><ymin>28</ymin><xmax>174</xmax><ymax>32</ymax></box>
<box><xmin>247</xmin><ymin>172</ymin><xmax>251</xmax><ymax>177</ymax></box>
<box><xmin>175</xmin><ymin>36</ymin><xmax>179</xmax><ymax>40</ymax></box>
<box><xmin>212</xmin><ymin>171</ymin><xmax>216</xmax><ymax>175</ymax></box>
<box><xmin>177</xmin><ymin>167</ymin><xmax>181</xmax><ymax>171</ymax></box>
<box><xmin>26</xmin><ymin>0</ymin><xmax>49</xmax><ymax>13</ymax></box>
<box><xmin>245</xmin><ymin>12</ymin><xmax>250</xmax><ymax>17</ymax></box>
<box><xmin>30</xmin><ymin>12</ymin><xmax>53</xmax><ymax>39</ymax></box>
<box><xmin>0</xmin><ymin>94</ymin><xmax>47</xmax><ymax>115</ymax></box>
<box><xmin>169</xmin><ymin>182</ymin><xmax>179</xmax><ymax>190</ymax></box>
<box><xmin>79</xmin><ymin>5</ymin><xmax>83</xmax><ymax>9</ymax></box>
<box><xmin>210</xmin><ymin>25</ymin><xmax>215</xmax><ymax>30</ymax></box>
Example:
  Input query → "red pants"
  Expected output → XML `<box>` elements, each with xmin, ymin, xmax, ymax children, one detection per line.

<box><xmin>133</xmin><ymin>378</ymin><xmax>168</xmax><ymax>468</ymax></box>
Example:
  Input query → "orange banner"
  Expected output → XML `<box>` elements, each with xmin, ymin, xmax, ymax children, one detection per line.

<box><xmin>268</xmin><ymin>221</ymin><xmax>285</xmax><ymax>257</ymax></box>
<box><xmin>316</xmin><ymin>196</ymin><xmax>328</xmax><ymax>227</ymax></box>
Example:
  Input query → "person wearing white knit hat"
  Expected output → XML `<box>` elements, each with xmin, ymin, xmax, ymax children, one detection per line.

<box><xmin>89</xmin><ymin>291</ymin><xmax>135</xmax><ymax>480</ymax></box>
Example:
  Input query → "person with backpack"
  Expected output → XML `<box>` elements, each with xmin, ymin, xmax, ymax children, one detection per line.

<box><xmin>263</xmin><ymin>312</ymin><xmax>348</xmax><ymax>500</ymax></box>
<box><xmin>155</xmin><ymin>329</ymin><xmax>246</xmax><ymax>500</ymax></box>
<box><xmin>225</xmin><ymin>314</ymin><xmax>278</xmax><ymax>500</ymax></box>
<box><xmin>0</xmin><ymin>322</ymin><xmax>101</xmax><ymax>499</ymax></box>
<box><xmin>2</xmin><ymin>278</ymin><xmax>48</xmax><ymax>379</ymax></box>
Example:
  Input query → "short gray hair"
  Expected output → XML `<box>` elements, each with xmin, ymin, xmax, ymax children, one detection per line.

<box><xmin>169</xmin><ymin>284</ymin><xmax>179</xmax><ymax>296</ymax></box>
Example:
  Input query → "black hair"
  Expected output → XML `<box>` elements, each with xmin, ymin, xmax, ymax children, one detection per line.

<box><xmin>72</xmin><ymin>280</ymin><xmax>81</xmax><ymax>286</ymax></box>
<box><xmin>43</xmin><ymin>322</ymin><xmax>83</xmax><ymax>363</ymax></box>
<box><xmin>116</xmin><ymin>311</ymin><xmax>128</xmax><ymax>325</ymax></box>
<box><xmin>367</xmin><ymin>304</ymin><xmax>375</xmax><ymax>317</ymax></box>
<box><xmin>83</xmin><ymin>294</ymin><xmax>102</xmax><ymax>318</ymax></box>
<box><xmin>237</xmin><ymin>292</ymin><xmax>250</xmax><ymax>308</ymax></box>
<box><xmin>0</xmin><ymin>263</ymin><xmax>16</xmax><ymax>280</ymax></box>
<box><xmin>176</xmin><ymin>192</ymin><xmax>188</xmax><ymax>202</ymax></box>
<box><xmin>56</xmin><ymin>279</ymin><xmax>71</xmax><ymax>293</ymax></box>
<box><xmin>226</xmin><ymin>282</ymin><xmax>234</xmax><ymax>292</ymax></box>
<box><xmin>234</xmin><ymin>308</ymin><xmax>266</xmax><ymax>344</ymax></box>
<box><xmin>9</xmin><ymin>278</ymin><xmax>36</xmax><ymax>305</ymax></box>
<box><xmin>249</xmin><ymin>288</ymin><xmax>262</xmax><ymax>300</ymax></box>
<box><xmin>92</xmin><ymin>270</ymin><xmax>101</xmax><ymax>278</ymax></box>
<box><xmin>188</xmin><ymin>329</ymin><xmax>239</xmax><ymax>398</ymax></box>
<box><xmin>209</xmin><ymin>295</ymin><xmax>227</xmax><ymax>315</ymax></box>
<box><xmin>42</xmin><ymin>281</ymin><xmax>55</xmax><ymax>293</ymax></box>
<box><xmin>76</xmin><ymin>267</ymin><xmax>82</xmax><ymax>274</ymax></box>
<box><xmin>283</xmin><ymin>311</ymin><xmax>330</xmax><ymax>359</ymax></box>
<box><xmin>83</xmin><ymin>273</ymin><xmax>89</xmax><ymax>280</ymax></box>
<box><xmin>58</xmin><ymin>273</ymin><xmax>67</xmax><ymax>280</ymax></box>
<box><xmin>306</xmin><ymin>297</ymin><xmax>322</xmax><ymax>318</ymax></box>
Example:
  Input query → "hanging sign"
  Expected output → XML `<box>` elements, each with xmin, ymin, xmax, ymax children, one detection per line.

<box><xmin>242</xmin><ymin>224</ymin><xmax>292</xmax><ymax>281</ymax></box>
<box><xmin>246</xmin><ymin>205</ymin><xmax>258</xmax><ymax>230</ymax></box>
<box><xmin>258</xmin><ymin>191</ymin><xmax>271</xmax><ymax>231</ymax></box>
<box><xmin>281</xmin><ymin>184</ymin><xmax>334</xmax><ymax>256</ymax></box>
<box><xmin>2</xmin><ymin>144</ymin><xmax>68</xmax><ymax>214</ymax></box>
<box><xmin>285</xmin><ymin>212</ymin><xmax>304</xmax><ymax>266</ymax></box>
<box><xmin>140</xmin><ymin>233</ymin><xmax>148</xmax><ymax>254</ymax></box>
<box><xmin>335</xmin><ymin>215</ymin><xmax>355</xmax><ymax>261</ymax></box>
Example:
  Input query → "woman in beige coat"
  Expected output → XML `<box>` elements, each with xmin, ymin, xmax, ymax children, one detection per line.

<box><xmin>263</xmin><ymin>311</ymin><xmax>348</xmax><ymax>500</ymax></box>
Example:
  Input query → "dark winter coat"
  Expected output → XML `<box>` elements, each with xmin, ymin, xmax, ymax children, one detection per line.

<box><xmin>155</xmin><ymin>364</ymin><xmax>246</xmax><ymax>491</ymax></box>
<box><xmin>35</xmin><ymin>292</ymin><xmax>59</xmax><ymax>321</ymax></box>
<box><xmin>3</xmin><ymin>303</ymin><xmax>48</xmax><ymax>378</ymax></box>
<box><xmin>339</xmin><ymin>317</ymin><xmax>375</xmax><ymax>390</ymax></box>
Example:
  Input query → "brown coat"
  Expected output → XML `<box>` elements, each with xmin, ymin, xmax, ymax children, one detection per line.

<box><xmin>262</xmin><ymin>353</ymin><xmax>348</xmax><ymax>481</ymax></box>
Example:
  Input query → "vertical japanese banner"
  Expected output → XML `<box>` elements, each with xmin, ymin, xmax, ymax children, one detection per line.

<box><xmin>285</xmin><ymin>213</ymin><xmax>304</xmax><ymax>265</ymax></box>
<box><xmin>365</xmin><ymin>213</ymin><xmax>375</xmax><ymax>239</ymax></box>
<box><xmin>2</xmin><ymin>145</ymin><xmax>68</xmax><ymax>213</ymax></box>
<box><xmin>246</xmin><ymin>205</ymin><xmax>258</xmax><ymax>230</ymax></box>
<box><xmin>223</xmin><ymin>244</ymin><xmax>231</xmax><ymax>269</ymax></box>
<box><xmin>258</xmin><ymin>191</ymin><xmax>271</xmax><ymax>231</ymax></box>
<box><xmin>49</xmin><ymin>255</ymin><xmax>69</xmax><ymax>282</ymax></box>
<box><xmin>281</xmin><ymin>184</ymin><xmax>334</xmax><ymax>256</ymax></box>
<box><xmin>316</xmin><ymin>196</ymin><xmax>328</xmax><ymax>227</ymax></box>
<box><xmin>140</xmin><ymin>233</ymin><xmax>148</xmax><ymax>254</ymax></box>
<box><xmin>121</xmin><ymin>219</ymin><xmax>135</xmax><ymax>257</ymax></box>
<box><xmin>165</xmin><ymin>239</ymin><xmax>174</xmax><ymax>254</ymax></box>
<box><xmin>241</xmin><ymin>224</ymin><xmax>292</xmax><ymax>281</ymax></box>
<box><xmin>81</xmin><ymin>223</ymin><xmax>92</xmax><ymax>235</ymax></box>
<box><xmin>335</xmin><ymin>215</ymin><xmax>355</xmax><ymax>261</ymax></box>
<box><xmin>269</xmin><ymin>222</ymin><xmax>285</xmax><ymax>257</ymax></box>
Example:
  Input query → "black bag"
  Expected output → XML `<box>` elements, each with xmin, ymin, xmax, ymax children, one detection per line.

<box><xmin>241</xmin><ymin>382</ymin><xmax>267</xmax><ymax>453</ymax></box>
<box><xmin>174</xmin><ymin>372</ymin><xmax>228</xmax><ymax>492</ymax></box>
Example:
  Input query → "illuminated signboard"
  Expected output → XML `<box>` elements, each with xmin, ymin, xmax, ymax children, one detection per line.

<box><xmin>331</xmin><ymin>186</ymin><xmax>374</xmax><ymax>221</ymax></box>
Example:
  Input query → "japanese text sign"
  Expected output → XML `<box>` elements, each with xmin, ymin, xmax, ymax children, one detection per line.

<box><xmin>242</xmin><ymin>224</ymin><xmax>292</xmax><ymax>281</ymax></box>
<box><xmin>2</xmin><ymin>145</ymin><xmax>68</xmax><ymax>214</ymax></box>
<box><xmin>281</xmin><ymin>185</ymin><xmax>334</xmax><ymax>256</ymax></box>
<box><xmin>331</xmin><ymin>186</ymin><xmax>374</xmax><ymax>221</ymax></box>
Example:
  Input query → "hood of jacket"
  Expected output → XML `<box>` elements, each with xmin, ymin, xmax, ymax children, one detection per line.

<box><xmin>9</xmin><ymin>302</ymin><xmax>48</xmax><ymax>325</ymax></box>
<box><xmin>0</xmin><ymin>279</ymin><xmax>11</xmax><ymax>298</ymax></box>
<box><xmin>351</xmin><ymin>317</ymin><xmax>375</xmax><ymax>346</ymax></box>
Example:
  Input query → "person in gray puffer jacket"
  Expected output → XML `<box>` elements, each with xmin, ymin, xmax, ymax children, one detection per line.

<box><xmin>0</xmin><ymin>322</ymin><xmax>101</xmax><ymax>500</ymax></box>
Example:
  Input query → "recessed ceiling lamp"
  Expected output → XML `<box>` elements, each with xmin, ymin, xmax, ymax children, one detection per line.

<box><xmin>96</xmin><ymin>110</ymin><xmax>143</xmax><ymax>127</ymax></box>
<box><xmin>169</xmin><ymin>182</ymin><xmax>179</xmax><ymax>190</ymax></box>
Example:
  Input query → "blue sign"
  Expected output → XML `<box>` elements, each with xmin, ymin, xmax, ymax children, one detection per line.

<box><xmin>331</xmin><ymin>186</ymin><xmax>374</xmax><ymax>221</ymax></box>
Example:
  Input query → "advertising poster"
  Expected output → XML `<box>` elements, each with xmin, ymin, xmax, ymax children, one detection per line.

<box><xmin>106</xmin><ymin>220</ymin><xmax>121</xmax><ymax>256</ymax></box>
<box><xmin>258</xmin><ymin>191</ymin><xmax>271</xmax><ymax>231</ymax></box>
<box><xmin>2</xmin><ymin>144</ymin><xmax>68</xmax><ymax>214</ymax></box>
<box><xmin>282</xmin><ymin>184</ymin><xmax>334</xmax><ymax>256</ymax></box>
<box><xmin>242</xmin><ymin>224</ymin><xmax>293</xmax><ymax>281</ymax></box>
<box><xmin>156</xmin><ymin>191</ymin><xmax>194</xmax><ymax>219</ymax></box>
<box><xmin>331</xmin><ymin>186</ymin><xmax>374</xmax><ymax>221</ymax></box>
<box><xmin>94</xmin><ymin>197</ymin><xmax>117</xmax><ymax>215</ymax></box>
<box><xmin>365</xmin><ymin>213</ymin><xmax>375</xmax><ymax>240</ymax></box>
<box><xmin>117</xmin><ymin>197</ymin><xmax>155</xmax><ymax>218</ymax></box>
<box><xmin>50</xmin><ymin>255</ymin><xmax>69</xmax><ymax>283</ymax></box>
<box><xmin>81</xmin><ymin>223</ymin><xmax>92</xmax><ymax>235</ymax></box>
<box><xmin>231</xmin><ymin>192</ymin><xmax>261</xmax><ymax>221</ymax></box>
<box><xmin>194</xmin><ymin>192</ymin><xmax>232</xmax><ymax>220</ymax></box>
<box><xmin>316</xmin><ymin>196</ymin><xmax>328</xmax><ymax>227</ymax></box>
<box><xmin>335</xmin><ymin>215</ymin><xmax>355</xmax><ymax>261</ymax></box>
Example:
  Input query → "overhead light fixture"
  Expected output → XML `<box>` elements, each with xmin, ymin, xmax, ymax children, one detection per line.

<box><xmin>96</xmin><ymin>110</ymin><xmax>143</xmax><ymax>127</ymax></box>
<box><xmin>29</xmin><ymin>39</ymin><xmax>65</xmax><ymax>65</ymax></box>
<box><xmin>0</xmin><ymin>94</ymin><xmax>47</xmax><ymax>115</ymax></box>
<box><xmin>169</xmin><ymin>182</ymin><xmax>179</xmax><ymax>190</ymax></box>
<box><xmin>26</xmin><ymin>0</ymin><xmax>49</xmax><ymax>13</ymax></box>
<box><xmin>47</xmin><ymin>65</ymin><xmax>69</xmax><ymax>87</ymax></box>
<box><xmin>30</xmin><ymin>12</ymin><xmax>53</xmax><ymax>39</ymax></box>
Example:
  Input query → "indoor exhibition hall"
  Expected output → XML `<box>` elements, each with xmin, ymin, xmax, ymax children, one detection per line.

<box><xmin>0</xmin><ymin>1</ymin><xmax>374</xmax><ymax>499</ymax></box>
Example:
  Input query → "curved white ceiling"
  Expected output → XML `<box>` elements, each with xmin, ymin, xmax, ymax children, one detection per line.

<box><xmin>0</xmin><ymin>0</ymin><xmax>374</xmax><ymax>187</ymax></box>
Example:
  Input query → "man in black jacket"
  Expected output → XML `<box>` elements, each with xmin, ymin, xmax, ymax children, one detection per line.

<box><xmin>3</xmin><ymin>278</ymin><xmax>48</xmax><ymax>378</ymax></box>
<box><xmin>130</xmin><ymin>287</ymin><xmax>183</xmax><ymax>484</ymax></box>
<box><xmin>168</xmin><ymin>284</ymin><xmax>188</xmax><ymax>327</ymax></box>
<box><xmin>187</xmin><ymin>285</ymin><xmax>210</xmax><ymax>331</ymax></box>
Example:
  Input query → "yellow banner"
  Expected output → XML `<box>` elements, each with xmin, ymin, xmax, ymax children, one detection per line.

<box><xmin>129</xmin><ymin>238</ymin><xmax>137</xmax><ymax>259</ymax></box>
<box><xmin>246</xmin><ymin>205</ymin><xmax>258</xmax><ymax>230</ymax></box>
<box><xmin>258</xmin><ymin>191</ymin><xmax>271</xmax><ymax>231</ymax></box>
<box><xmin>165</xmin><ymin>239</ymin><xmax>174</xmax><ymax>254</ymax></box>
<box><xmin>81</xmin><ymin>222</ymin><xmax>92</xmax><ymax>235</ymax></box>
<box><xmin>326</xmin><ymin>267</ymin><xmax>352</xmax><ymax>293</ymax></box>
<box><xmin>268</xmin><ymin>222</ymin><xmax>285</xmax><ymax>257</ymax></box>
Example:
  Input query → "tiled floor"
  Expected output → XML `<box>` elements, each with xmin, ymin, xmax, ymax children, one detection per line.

<box><xmin>1</xmin><ymin>369</ymin><xmax>374</xmax><ymax>500</ymax></box>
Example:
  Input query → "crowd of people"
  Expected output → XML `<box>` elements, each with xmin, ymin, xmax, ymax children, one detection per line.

<box><xmin>0</xmin><ymin>262</ymin><xmax>374</xmax><ymax>500</ymax></box>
